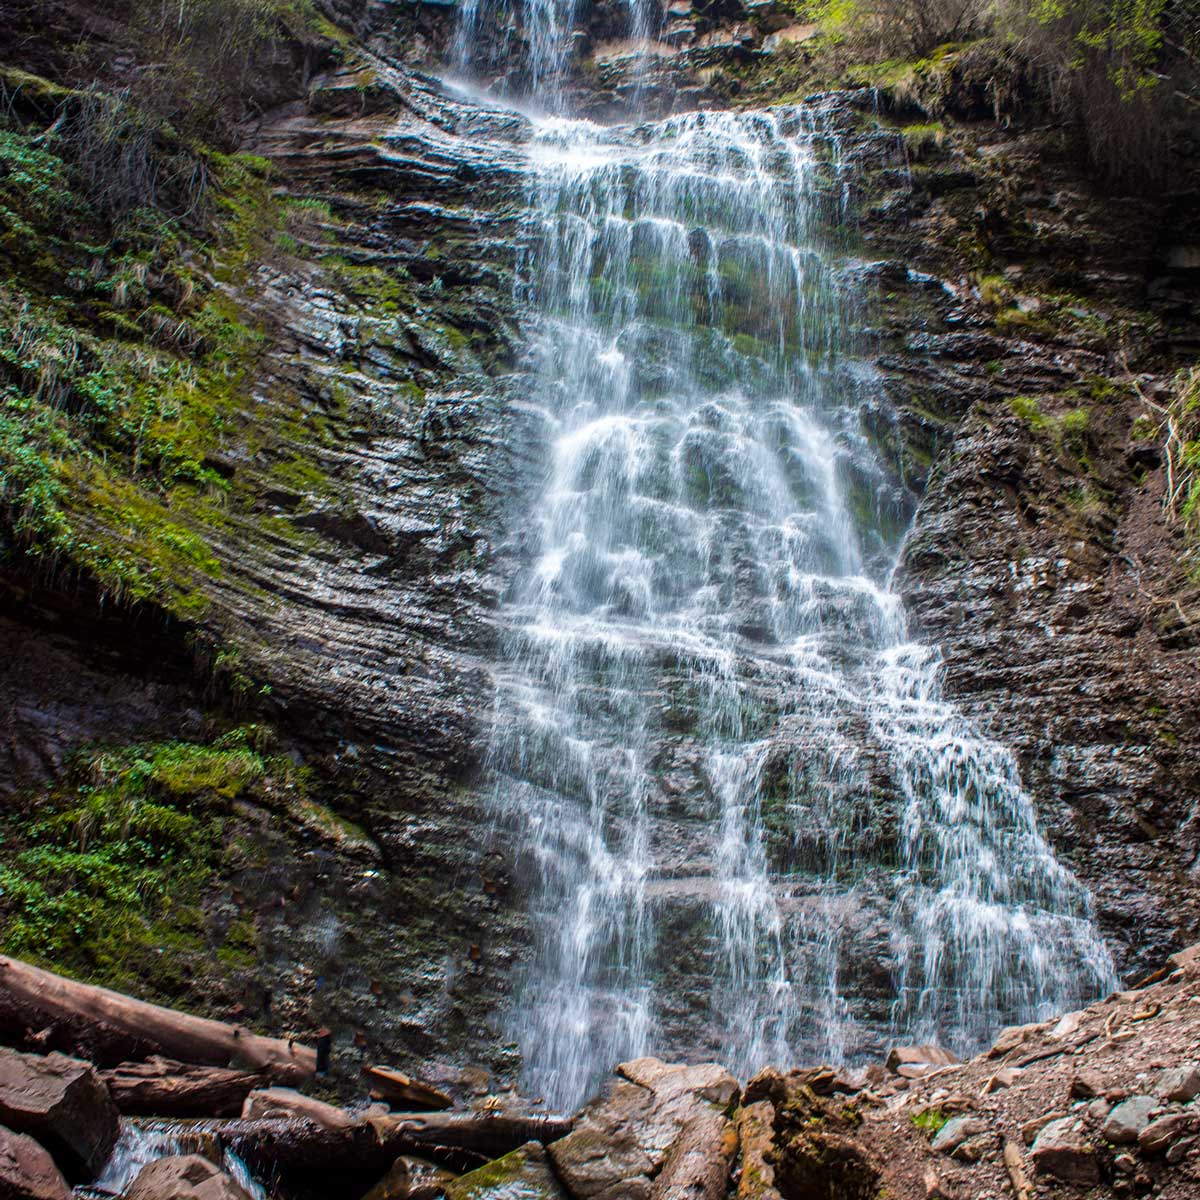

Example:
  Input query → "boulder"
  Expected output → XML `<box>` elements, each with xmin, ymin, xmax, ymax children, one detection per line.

<box><xmin>0</xmin><ymin>1048</ymin><xmax>119</xmax><ymax>1181</ymax></box>
<box><xmin>1030</xmin><ymin>1118</ymin><xmax>1099</xmax><ymax>1185</ymax></box>
<box><xmin>931</xmin><ymin>1117</ymin><xmax>987</xmax><ymax>1155</ymax></box>
<box><xmin>884</xmin><ymin>1046</ymin><xmax>958</xmax><ymax>1075</ymax></box>
<box><xmin>0</xmin><ymin>1124</ymin><xmax>71</xmax><ymax>1200</ymax></box>
<box><xmin>241</xmin><ymin>1087</ymin><xmax>355</xmax><ymax>1130</ymax></box>
<box><xmin>650</xmin><ymin>1107</ymin><xmax>736</xmax><ymax>1200</ymax></box>
<box><xmin>126</xmin><ymin>1155</ymin><xmax>252</xmax><ymax>1200</ymax></box>
<box><xmin>988</xmin><ymin>1024</ymin><xmax>1042</xmax><ymax>1058</ymax></box>
<box><xmin>1101</xmin><ymin>1095</ymin><xmax>1157</xmax><ymax>1144</ymax></box>
<box><xmin>362</xmin><ymin>1155</ymin><xmax>455</xmax><ymax>1200</ymax></box>
<box><xmin>1155</xmin><ymin>1063</ymin><xmax>1200</xmax><ymax>1103</ymax></box>
<box><xmin>444</xmin><ymin>1141</ymin><xmax>566</xmax><ymax>1199</ymax></box>
<box><xmin>547</xmin><ymin>1058</ymin><xmax>738</xmax><ymax>1199</ymax></box>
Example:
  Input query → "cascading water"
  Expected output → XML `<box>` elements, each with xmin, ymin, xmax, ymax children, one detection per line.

<box><xmin>455</xmin><ymin>3</ymin><xmax>1117</xmax><ymax>1111</ymax></box>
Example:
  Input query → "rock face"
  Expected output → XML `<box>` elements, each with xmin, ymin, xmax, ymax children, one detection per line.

<box><xmin>0</xmin><ymin>1049</ymin><xmax>119</xmax><ymax>1181</ymax></box>
<box><xmin>126</xmin><ymin>1155</ymin><xmax>253</xmax><ymax>1200</ymax></box>
<box><xmin>0</xmin><ymin>0</ymin><xmax>1197</xmax><ymax>1093</ymax></box>
<box><xmin>0</xmin><ymin>1125</ymin><xmax>71</xmax><ymax>1200</ymax></box>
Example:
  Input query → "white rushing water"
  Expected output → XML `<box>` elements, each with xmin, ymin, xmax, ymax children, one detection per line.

<box><xmin>455</xmin><ymin>5</ymin><xmax>1117</xmax><ymax>1110</ymax></box>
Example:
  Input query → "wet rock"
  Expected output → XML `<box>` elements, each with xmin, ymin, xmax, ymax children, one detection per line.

<box><xmin>1030</xmin><ymin>1118</ymin><xmax>1099</xmax><ymax>1185</ymax></box>
<box><xmin>0</xmin><ymin>1124</ymin><xmax>71</xmax><ymax>1200</ymax></box>
<box><xmin>1138</xmin><ymin>1112</ymin><xmax>1198</xmax><ymax>1156</ymax></box>
<box><xmin>735</xmin><ymin>1100</ymin><xmax>781</xmax><ymax>1200</ymax></box>
<box><xmin>1155</xmin><ymin>1062</ymin><xmax>1200</xmax><ymax>1102</ymax></box>
<box><xmin>931</xmin><ymin>1116</ymin><xmax>987</xmax><ymax>1155</ymax></box>
<box><xmin>547</xmin><ymin>1059</ymin><xmax>738</xmax><ymax>1199</ymax></box>
<box><xmin>362</xmin><ymin>1155</ymin><xmax>455</xmax><ymax>1200</ymax></box>
<box><xmin>1101</xmin><ymin>1095</ymin><xmax>1157</xmax><ymax>1144</ymax></box>
<box><xmin>241</xmin><ymin>1087</ymin><xmax>355</xmax><ymax>1130</ymax></box>
<box><xmin>126</xmin><ymin>1155</ymin><xmax>252</xmax><ymax>1200</ymax></box>
<box><xmin>362</xmin><ymin>1067</ymin><xmax>452</xmax><ymax>1112</ymax></box>
<box><xmin>445</xmin><ymin>1141</ymin><xmax>566</xmax><ymax>1200</ymax></box>
<box><xmin>0</xmin><ymin>1049</ymin><xmax>119</xmax><ymax>1181</ymax></box>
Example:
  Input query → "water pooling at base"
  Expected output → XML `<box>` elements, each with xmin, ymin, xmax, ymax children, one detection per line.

<box><xmin>480</xmin><ymin>103</ymin><xmax>1117</xmax><ymax>1109</ymax></box>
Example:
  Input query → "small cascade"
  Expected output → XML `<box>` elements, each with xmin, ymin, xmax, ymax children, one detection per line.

<box><xmin>451</xmin><ymin>0</ymin><xmax>1117</xmax><ymax>1112</ymax></box>
<box><xmin>91</xmin><ymin>1120</ymin><xmax>268</xmax><ymax>1200</ymax></box>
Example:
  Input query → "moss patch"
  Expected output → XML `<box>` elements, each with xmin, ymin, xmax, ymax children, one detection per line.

<box><xmin>0</xmin><ymin>726</ymin><xmax>300</xmax><ymax>999</ymax></box>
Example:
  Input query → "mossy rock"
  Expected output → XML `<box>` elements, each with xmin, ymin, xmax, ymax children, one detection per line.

<box><xmin>444</xmin><ymin>1141</ymin><xmax>567</xmax><ymax>1200</ymax></box>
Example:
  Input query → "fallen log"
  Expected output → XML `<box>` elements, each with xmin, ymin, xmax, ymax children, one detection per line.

<box><xmin>0</xmin><ymin>956</ymin><xmax>315</xmax><ymax>1083</ymax></box>
<box><xmin>362</xmin><ymin>1065</ymin><xmax>452</xmax><ymax>1111</ymax></box>
<box><xmin>371</xmin><ymin>1111</ymin><xmax>576</xmax><ymax>1160</ymax></box>
<box><xmin>100</xmin><ymin>1058</ymin><xmax>264</xmax><ymax>1117</ymax></box>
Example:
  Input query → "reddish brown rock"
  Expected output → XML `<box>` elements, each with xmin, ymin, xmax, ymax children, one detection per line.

<box><xmin>126</xmin><ymin>1155</ymin><xmax>252</xmax><ymax>1200</ymax></box>
<box><xmin>0</xmin><ymin>1124</ymin><xmax>71</xmax><ymax>1200</ymax></box>
<box><xmin>0</xmin><ymin>1048</ymin><xmax>119</xmax><ymax>1181</ymax></box>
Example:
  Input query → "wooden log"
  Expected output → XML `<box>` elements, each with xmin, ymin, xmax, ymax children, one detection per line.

<box><xmin>370</xmin><ymin>1111</ymin><xmax>575</xmax><ymax>1160</ymax></box>
<box><xmin>0</xmin><ymin>956</ymin><xmax>315</xmax><ymax>1083</ymax></box>
<box><xmin>100</xmin><ymin>1058</ymin><xmax>264</xmax><ymax>1117</ymax></box>
<box><xmin>362</xmin><ymin>1065</ymin><xmax>452</xmax><ymax>1111</ymax></box>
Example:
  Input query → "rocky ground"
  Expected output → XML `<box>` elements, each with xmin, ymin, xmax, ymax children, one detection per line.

<box><xmin>3</xmin><ymin>944</ymin><xmax>1200</xmax><ymax>1198</ymax></box>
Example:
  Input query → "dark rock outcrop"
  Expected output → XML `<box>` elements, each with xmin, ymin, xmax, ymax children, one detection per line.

<box><xmin>0</xmin><ymin>1049</ymin><xmax>119</xmax><ymax>1182</ymax></box>
<box><xmin>0</xmin><ymin>1125</ymin><xmax>71</xmax><ymax>1200</ymax></box>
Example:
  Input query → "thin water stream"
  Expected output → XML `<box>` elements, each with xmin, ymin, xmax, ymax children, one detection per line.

<box><xmin>457</xmin><ymin>3</ymin><xmax>1117</xmax><ymax>1110</ymax></box>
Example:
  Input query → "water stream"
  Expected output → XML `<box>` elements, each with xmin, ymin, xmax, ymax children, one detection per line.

<box><xmin>459</xmin><ymin>6</ymin><xmax>1117</xmax><ymax>1111</ymax></box>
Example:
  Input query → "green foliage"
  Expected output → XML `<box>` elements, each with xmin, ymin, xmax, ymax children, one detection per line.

<box><xmin>0</xmin><ymin>727</ymin><xmax>291</xmax><ymax>991</ymax></box>
<box><xmin>910</xmin><ymin>1107</ymin><xmax>950</xmax><ymax>1135</ymax></box>
<box><xmin>1010</xmin><ymin>395</ymin><xmax>1048</xmax><ymax>430</ymax></box>
<box><xmin>0</xmin><ymin>121</ymin><xmax>291</xmax><ymax>617</ymax></box>
<box><xmin>1166</xmin><ymin>368</ymin><xmax>1200</xmax><ymax>569</ymax></box>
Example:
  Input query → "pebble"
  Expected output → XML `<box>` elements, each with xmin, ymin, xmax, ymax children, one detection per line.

<box><xmin>1101</xmin><ymin>1095</ymin><xmax>1157</xmax><ymax>1144</ymax></box>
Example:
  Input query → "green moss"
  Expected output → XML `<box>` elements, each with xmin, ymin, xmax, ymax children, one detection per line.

<box><xmin>0</xmin><ymin>727</ymin><xmax>296</xmax><ymax>996</ymax></box>
<box><xmin>1010</xmin><ymin>395</ymin><xmax>1047</xmax><ymax>430</ymax></box>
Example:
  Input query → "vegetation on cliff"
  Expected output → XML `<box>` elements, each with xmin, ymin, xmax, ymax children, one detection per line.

<box><xmin>748</xmin><ymin>0</ymin><xmax>1198</xmax><ymax>188</ymax></box>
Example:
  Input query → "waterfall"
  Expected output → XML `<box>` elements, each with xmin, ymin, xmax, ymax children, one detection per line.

<box><xmin>454</xmin><ymin>4</ymin><xmax>1117</xmax><ymax>1111</ymax></box>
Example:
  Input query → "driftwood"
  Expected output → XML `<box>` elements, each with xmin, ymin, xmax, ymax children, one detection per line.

<box><xmin>362</xmin><ymin>1064</ymin><xmax>452</xmax><ymax>1111</ymax></box>
<box><xmin>0</xmin><ymin>956</ymin><xmax>315</xmax><ymax>1083</ymax></box>
<box><xmin>100</xmin><ymin>1058</ymin><xmax>264</xmax><ymax>1117</ymax></box>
